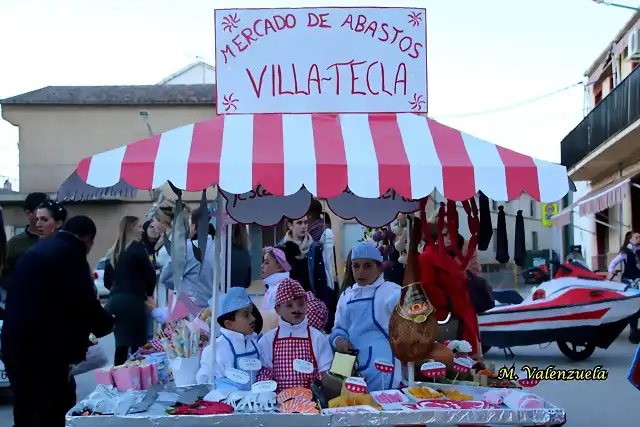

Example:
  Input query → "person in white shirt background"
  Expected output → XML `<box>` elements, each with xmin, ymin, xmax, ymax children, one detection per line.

<box><xmin>257</xmin><ymin>278</ymin><xmax>333</xmax><ymax>392</ymax></box>
<box><xmin>151</xmin><ymin>203</ymin><xmax>175</xmax><ymax>270</ymax></box>
<box><xmin>159</xmin><ymin>207</ymin><xmax>215</xmax><ymax>310</ymax></box>
<box><xmin>307</xmin><ymin>199</ymin><xmax>336</xmax><ymax>290</ymax></box>
<box><xmin>197</xmin><ymin>287</ymin><xmax>263</xmax><ymax>389</ymax></box>
<box><xmin>606</xmin><ymin>230</ymin><xmax>640</xmax><ymax>344</ymax></box>
<box><xmin>261</xmin><ymin>244</ymin><xmax>296</xmax><ymax>312</ymax></box>
<box><xmin>330</xmin><ymin>241</ymin><xmax>402</xmax><ymax>391</ymax></box>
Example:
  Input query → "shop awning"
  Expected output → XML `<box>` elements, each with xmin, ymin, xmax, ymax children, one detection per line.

<box><xmin>552</xmin><ymin>178</ymin><xmax>630</xmax><ymax>227</ymax></box>
<box><xmin>58</xmin><ymin>113</ymin><xmax>570</xmax><ymax>202</ymax></box>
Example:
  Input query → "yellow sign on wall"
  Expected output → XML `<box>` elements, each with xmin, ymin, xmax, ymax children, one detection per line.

<box><xmin>541</xmin><ymin>202</ymin><xmax>559</xmax><ymax>227</ymax></box>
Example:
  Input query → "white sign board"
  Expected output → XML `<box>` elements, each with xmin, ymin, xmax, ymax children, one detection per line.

<box><xmin>214</xmin><ymin>7</ymin><xmax>427</xmax><ymax>114</ymax></box>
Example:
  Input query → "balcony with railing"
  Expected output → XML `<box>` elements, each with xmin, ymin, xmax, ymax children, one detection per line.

<box><xmin>560</xmin><ymin>65</ymin><xmax>640</xmax><ymax>181</ymax></box>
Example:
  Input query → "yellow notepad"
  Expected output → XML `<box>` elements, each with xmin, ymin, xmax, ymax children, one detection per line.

<box><xmin>330</xmin><ymin>353</ymin><xmax>357</xmax><ymax>378</ymax></box>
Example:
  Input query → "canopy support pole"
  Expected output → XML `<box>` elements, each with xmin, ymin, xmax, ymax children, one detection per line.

<box><xmin>210</xmin><ymin>190</ymin><xmax>225</xmax><ymax>388</ymax></box>
<box><xmin>566</xmin><ymin>223</ymin><xmax>596</xmax><ymax>235</ymax></box>
<box><xmin>595</xmin><ymin>218</ymin><xmax>619</xmax><ymax>231</ymax></box>
<box><xmin>405</xmin><ymin>208</ymin><xmax>416</xmax><ymax>386</ymax></box>
<box><xmin>225</xmin><ymin>223</ymin><xmax>232</xmax><ymax>292</ymax></box>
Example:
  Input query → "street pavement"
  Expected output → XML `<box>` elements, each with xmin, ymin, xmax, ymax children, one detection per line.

<box><xmin>0</xmin><ymin>330</ymin><xmax>637</xmax><ymax>426</ymax></box>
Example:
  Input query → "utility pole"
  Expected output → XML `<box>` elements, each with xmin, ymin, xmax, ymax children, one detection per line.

<box><xmin>195</xmin><ymin>55</ymin><xmax>205</xmax><ymax>83</ymax></box>
<box><xmin>591</xmin><ymin>0</ymin><xmax>640</xmax><ymax>11</ymax></box>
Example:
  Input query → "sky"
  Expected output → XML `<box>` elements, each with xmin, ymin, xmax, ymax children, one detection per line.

<box><xmin>0</xmin><ymin>0</ymin><xmax>636</xmax><ymax>187</ymax></box>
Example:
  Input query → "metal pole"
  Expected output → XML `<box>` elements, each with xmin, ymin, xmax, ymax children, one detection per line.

<box><xmin>210</xmin><ymin>191</ymin><xmax>225</xmax><ymax>388</ymax></box>
<box><xmin>619</xmin><ymin>168</ymin><xmax>624</xmax><ymax>247</ymax></box>
<box><xmin>225</xmin><ymin>224</ymin><xmax>232</xmax><ymax>292</ymax></box>
<box><xmin>592</xmin><ymin>0</ymin><xmax>640</xmax><ymax>11</ymax></box>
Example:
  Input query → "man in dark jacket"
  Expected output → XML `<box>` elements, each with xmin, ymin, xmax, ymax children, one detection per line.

<box><xmin>0</xmin><ymin>192</ymin><xmax>50</xmax><ymax>290</ymax></box>
<box><xmin>1</xmin><ymin>215</ymin><xmax>114</xmax><ymax>427</ymax></box>
<box><xmin>0</xmin><ymin>207</ymin><xmax>6</xmax><ymax>277</ymax></box>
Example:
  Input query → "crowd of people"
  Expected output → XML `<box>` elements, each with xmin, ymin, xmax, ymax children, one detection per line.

<box><xmin>0</xmin><ymin>193</ymin><xmax>113</xmax><ymax>426</ymax></box>
<box><xmin>0</xmin><ymin>191</ymin><xmax>496</xmax><ymax>427</ymax></box>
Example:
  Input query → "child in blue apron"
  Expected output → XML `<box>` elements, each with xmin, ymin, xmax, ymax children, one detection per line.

<box><xmin>196</xmin><ymin>287</ymin><xmax>263</xmax><ymax>389</ymax></box>
<box><xmin>330</xmin><ymin>242</ymin><xmax>402</xmax><ymax>391</ymax></box>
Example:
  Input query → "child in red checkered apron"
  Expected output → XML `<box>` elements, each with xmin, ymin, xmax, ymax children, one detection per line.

<box><xmin>257</xmin><ymin>279</ymin><xmax>333</xmax><ymax>392</ymax></box>
<box><xmin>306</xmin><ymin>291</ymin><xmax>328</xmax><ymax>331</ymax></box>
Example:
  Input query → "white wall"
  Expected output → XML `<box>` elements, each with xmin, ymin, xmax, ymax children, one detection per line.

<box><xmin>570</xmin><ymin>181</ymin><xmax>596</xmax><ymax>269</ymax></box>
<box><xmin>430</xmin><ymin>193</ymin><xmax>554</xmax><ymax>263</ymax></box>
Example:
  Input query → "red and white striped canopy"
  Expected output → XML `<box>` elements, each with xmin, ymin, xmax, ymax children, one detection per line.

<box><xmin>72</xmin><ymin>113</ymin><xmax>569</xmax><ymax>202</ymax></box>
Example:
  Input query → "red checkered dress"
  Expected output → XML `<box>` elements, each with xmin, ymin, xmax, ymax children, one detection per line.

<box><xmin>260</xmin><ymin>326</ymin><xmax>319</xmax><ymax>392</ymax></box>
<box><xmin>306</xmin><ymin>292</ymin><xmax>328</xmax><ymax>331</ymax></box>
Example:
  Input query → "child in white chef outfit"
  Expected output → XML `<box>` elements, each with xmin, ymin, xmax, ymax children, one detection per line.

<box><xmin>257</xmin><ymin>278</ymin><xmax>333</xmax><ymax>392</ymax></box>
<box><xmin>262</xmin><ymin>243</ymin><xmax>298</xmax><ymax>311</ymax></box>
<box><xmin>196</xmin><ymin>287</ymin><xmax>263</xmax><ymax>389</ymax></box>
<box><xmin>330</xmin><ymin>241</ymin><xmax>402</xmax><ymax>391</ymax></box>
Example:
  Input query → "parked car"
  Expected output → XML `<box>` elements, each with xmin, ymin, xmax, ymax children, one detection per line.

<box><xmin>94</xmin><ymin>257</ymin><xmax>109</xmax><ymax>298</ymax></box>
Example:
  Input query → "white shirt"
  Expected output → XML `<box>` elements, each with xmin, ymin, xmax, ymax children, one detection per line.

<box><xmin>196</xmin><ymin>328</ymin><xmax>260</xmax><ymax>385</ymax></box>
<box><xmin>258</xmin><ymin>318</ymin><xmax>333</xmax><ymax>373</ymax></box>
<box><xmin>332</xmin><ymin>276</ymin><xmax>401</xmax><ymax>347</ymax></box>
<box><xmin>608</xmin><ymin>253</ymin><xmax>626</xmax><ymax>274</ymax></box>
<box><xmin>156</xmin><ymin>243</ymin><xmax>171</xmax><ymax>269</ymax></box>
<box><xmin>320</xmin><ymin>228</ymin><xmax>336</xmax><ymax>289</ymax></box>
<box><xmin>262</xmin><ymin>272</ymin><xmax>290</xmax><ymax>312</ymax></box>
<box><xmin>608</xmin><ymin>244</ymin><xmax>639</xmax><ymax>274</ymax></box>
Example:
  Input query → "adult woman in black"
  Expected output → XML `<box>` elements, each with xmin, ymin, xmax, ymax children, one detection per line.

<box><xmin>35</xmin><ymin>200</ymin><xmax>68</xmax><ymax>238</ymax></box>
<box><xmin>140</xmin><ymin>220</ymin><xmax>160</xmax><ymax>266</ymax></box>
<box><xmin>105</xmin><ymin>216</ymin><xmax>157</xmax><ymax>365</ymax></box>
<box><xmin>140</xmin><ymin>220</ymin><xmax>160</xmax><ymax>340</ymax></box>
<box><xmin>230</xmin><ymin>224</ymin><xmax>252</xmax><ymax>288</ymax></box>
<box><xmin>282</xmin><ymin>217</ymin><xmax>336</xmax><ymax>331</ymax></box>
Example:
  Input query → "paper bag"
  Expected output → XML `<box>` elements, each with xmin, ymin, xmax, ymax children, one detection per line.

<box><xmin>149</xmin><ymin>363</ymin><xmax>159</xmax><ymax>385</ymax></box>
<box><xmin>112</xmin><ymin>365</ymin><xmax>142</xmax><ymax>392</ymax></box>
<box><xmin>140</xmin><ymin>364</ymin><xmax>154</xmax><ymax>390</ymax></box>
<box><xmin>93</xmin><ymin>367</ymin><xmax>114</xmax><ymax>386</ymax></box>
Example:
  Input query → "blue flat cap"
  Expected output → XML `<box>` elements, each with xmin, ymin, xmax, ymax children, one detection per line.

<box><xmin>217</xmin><ymin>287</ymin><xmax>254</xmax><ymax>319</ymax></box>
<box><xmin>351</xmin><ymin>241</ymin><xmax>383</xmax><ymax>263</ymax></box>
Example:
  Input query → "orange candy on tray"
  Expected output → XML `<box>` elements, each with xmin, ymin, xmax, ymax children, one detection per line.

<box><xmin>277</xmin><ymin>388</ymin><xmax>319</xmax><ymax>414</ymax></box>
<box><xmin>277</xmin><ymin>387</ymin><xmax>313</xmax><ymax>404</ymax></box>
<box><xmin>279</xmin><ymin>399</ymin><xmax>319</xmax><ymax>414</ymax></box>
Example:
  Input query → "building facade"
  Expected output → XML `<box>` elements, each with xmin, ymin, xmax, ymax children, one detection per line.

<box><xmin>1</xmin><ymin>60</ymin><xmax>557</xmax><ymax>289</ymax></box>
<box><xmin>0</xmin><ymin>83</ymin><xmax>218</xmax><ymax>267</ymax></box>
<box><xmin>157</xmin><ymin>61</ymin><xmax>215</xmax><ymax>85</ymax></box>
<box><xmin>0</xmin><ymin>63</ymin><xmax>355</xmax><ymax>276</ymax></box>
<box><xmin>554</xmin><ymin>11</ymin><xmax>640</xmax><ymax>270</ymax></box>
